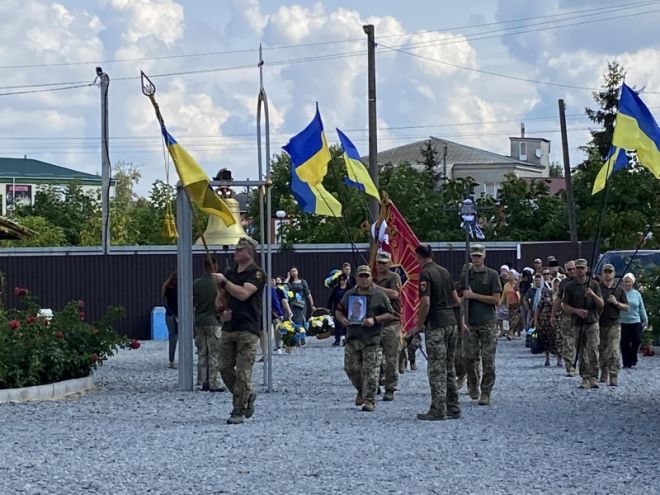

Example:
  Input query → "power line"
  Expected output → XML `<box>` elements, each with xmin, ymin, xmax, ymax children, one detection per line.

<box><xmin>1</xmin><ymin>3</ymin><xmax>658</xmax><ymax>96</ymax></box>
<box><xmin>1</xmin><ymin>0</ymin><xmax>654</xmax><ymax>70</ymax></box>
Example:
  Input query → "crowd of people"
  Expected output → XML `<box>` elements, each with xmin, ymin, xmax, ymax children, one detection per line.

<box><xmin>160</xmin><ymin>240</ymin><xmax>650</xmax><ymax>424</ymax></box>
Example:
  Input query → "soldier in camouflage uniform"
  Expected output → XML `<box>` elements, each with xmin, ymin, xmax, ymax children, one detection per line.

<box><xmin>596</xmin><ymin>263</ymin><xmax>628</xmax><ymax>387</ymax></box>
<box><xmin>460</xmin><ymin>244</ymin><xmax>502</xmax><ymax>406</ymax></box>
<box><xmin>192</xmin><ymin>257</ymin><xmax>224</xmax><ymax>392</ymax></box>
<box><xmin>561</xmin><ymin>258</ymin><xmax>604</xmax><ymax>390</ymax></box>
<box><xmin>215</xmin><ymin>237</ymin><xmax>266</xmax><ymax>425</ymax></box>
<box><xmin>551</xmin><ymin>260</ymin><xmax>577</xmax><ymax>375</ymax></box>
<box><xmin>409</xmin><ymin>244</ymin><xmax>462</xmax><ymax>420</ymax></box>
<box><xmin>336</xmin><ymin>265</ymin><xmax>394</xmax><ymax>412</ymax></box>
<box><xmin>373</xmin><ymin>251</ymin><xmax>403</xmax><ymax>401</ymax></box>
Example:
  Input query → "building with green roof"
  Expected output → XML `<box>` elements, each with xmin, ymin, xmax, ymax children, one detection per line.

<box><xmin>0</xmin><ymin>156</ymin><xmax>103</xmax><ymax>214</ymax></box>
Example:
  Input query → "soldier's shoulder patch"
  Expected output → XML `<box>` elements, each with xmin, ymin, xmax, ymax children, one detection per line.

<box><xmin>420</xmin><ymin>281</ymin><xmax>428</xmax><ymax>291</ymax></box>
<box><xmin>395</xmin><ymin>282</ymin><xmax>402</xmax><ymax>290</ymax></box>
<box><xmin>255</xmin><ymin>270</ymin><xmax>264</xmax><ymax>279</ymax></box>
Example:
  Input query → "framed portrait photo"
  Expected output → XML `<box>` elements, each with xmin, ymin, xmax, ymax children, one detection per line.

<box><xmin>347</xmin><ymin>294</ymin><xmax>367</xmax><ymax>325</ymax></box>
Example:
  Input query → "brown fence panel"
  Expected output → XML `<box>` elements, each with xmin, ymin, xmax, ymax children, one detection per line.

<box><xmin>0</xmin><ymin>244</ymin><xmax>525</xmax><ymax>339</ymax></box>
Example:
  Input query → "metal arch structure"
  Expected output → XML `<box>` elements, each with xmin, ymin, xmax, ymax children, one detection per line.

<box><xmin>175</xmin><ymin>47</ymin><xmax>274</xmax><ymax>392</ymax></box>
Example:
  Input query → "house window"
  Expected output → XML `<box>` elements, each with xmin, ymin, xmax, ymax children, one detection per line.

<box><xmin>519</xmin><ymin>142</ymin><xmax>527</xmax><ymax>160</ymax></box>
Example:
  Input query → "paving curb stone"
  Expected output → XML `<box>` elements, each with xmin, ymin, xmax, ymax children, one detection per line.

<box><xmin>0</xmin><ymin>375</ymin><xmax>95</xmax><ymax>403</ymax></box>
<box><xmin>1</xmin><ymin>339</ymin><xmax>659</xmax><ymax>494</ymax></box>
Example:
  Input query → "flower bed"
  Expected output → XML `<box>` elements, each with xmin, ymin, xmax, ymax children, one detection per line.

<box><xmin>0</xmin><ymin>287</ymin><xmax>138</xmax><ymax>390</ymax></box>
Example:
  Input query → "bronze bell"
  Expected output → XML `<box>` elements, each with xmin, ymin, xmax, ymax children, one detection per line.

<box><xmin>195</xmin><ymin>169</ymin><xmax>248</xmax><ymax>247</ymax></box>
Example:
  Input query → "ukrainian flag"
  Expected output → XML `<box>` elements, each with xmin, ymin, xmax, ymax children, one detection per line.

<box><xmin>592</xmin><ymin>145</ymin><xmax>631</xmax><ymax>194</ymax></box>
<box><xmin>161</xmin><ymin>125</ymin><xmax>235</xmax><ymax>226</ymax></box>
<box><xmin>593</xmin><ymin>83</ymin><xmax>660</xmax><ymax>194</ymax></box>
<box><xmin>336</xmin><ymin>128</ymin><xmax>380</xmax><ymax>200</ymax></box>
<box><xmin>283</xmin><ymin>105</ymin><xmax>342</xmax><ymax>217</ymax></box>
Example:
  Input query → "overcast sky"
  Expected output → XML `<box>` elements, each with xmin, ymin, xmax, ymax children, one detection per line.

<box><xmin>1</xmin><ymin>0</ymin><xmax>659</xmax><ymax>195</ymax></box>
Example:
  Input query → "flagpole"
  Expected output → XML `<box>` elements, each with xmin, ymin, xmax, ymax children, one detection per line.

<box><xmin>257</xmin><ymin>45</ymin><xmax>274</xmax><ymax>392</ymax></box>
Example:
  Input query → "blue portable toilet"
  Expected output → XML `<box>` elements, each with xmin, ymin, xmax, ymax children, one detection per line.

<box><xmin>151</xmin><ymin>306</ymin><xmax>168</xmax><ymax>340</ymax></box>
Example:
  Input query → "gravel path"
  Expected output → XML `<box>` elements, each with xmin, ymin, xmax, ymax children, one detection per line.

<box><xmin>2</xmin><ymin>337</ymin><xmax>660</xmax><ymax>495</ymax></box>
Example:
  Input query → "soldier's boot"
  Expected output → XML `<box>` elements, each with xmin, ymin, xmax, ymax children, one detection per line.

<box><xmin>589</xmin><ymin>377</ymin><xmax>600</xmax><ymax>389</ymax></box>
<box><xmin>382</xmin><ymin>390</ymin><xmax>395</xmax><ymax>401</ymax></box>
<box><xmin>201</xmin><ymin>383</ymin><xmax>209</xmax><ymax>391</ymax></box>
<box><xmin>244</xmin><ymin>392</ymin><xmax>257</xmax><ymax>419</ymax></box>
<box><xmin>456</xmin><ymin>376</ymin><xmax>466</xmax><ymax>391</ymax></box>
<box><xmin>599</xmin><ymin>370</ymin><xmax>608</xmax><ymax>383</ymax></box>
<box><xmin>448</xmin><ymin>409</ymin><xmax>462</xmax><ymax>419</ymax></box>
<box><xmin>468</xmin><ymin>386</ymin><xmax>479</xmax><ymax>400</ymax></box>
<box><xmin>609</xmin><ymin>375</ymin><xmax>618</xmax><ymax>387</ymax></box>
<box><xmin>361</xmin><ymin>401</ymin><xmax>376</xmax><ymax>412</ymax></box>
<box><xmin>226</xmin><ymin>409</ymin><xmax>245</xmax><ymax>425</ymax></box>
<box><xmin>410</xmin><ymin>362</ymin><xmax>417</xmax><ymax>371</ymax></box>
<box><xmin>579</xmin><ymin>378</ymin><xmax>590</xmax><ymax>389</ymax></box>
<box><xmin>398</xmin><ymin>354</ymin><xmax>406</xmax><ymax>375</ymax></box>
<box><xmin>566</xmin><ymin>369</ymin><xmax>576</xmax><ymax>377</ymax></box>
<box><xmin>416</xmin><ymin>409</ymin><xmax>446</xmax><ymax>421</ymax></box>
<box><xmin>478</xmin><ymin>392</ymin><xmax>490</xmax><ymax>406</ymax></box>
<box><xmin>355</xmin><ymin>392</ymin><xmax>364</xmax><ymax>406</ymax></box>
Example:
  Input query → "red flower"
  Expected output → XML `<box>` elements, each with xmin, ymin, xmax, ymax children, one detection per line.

<box><xmin>79</xmin><ymin>312</ymin><xmax>85</xmax><ymax>321</ymax></box>
<box><xmin>25</xmin><ymin>315</ymin><xmax>37</xmax><ymax>324</ymax></box>
<box><xmin>54</xmin><ymin>331</ymin><xmax>65</xmax><ymax>339</ymax></box>
<box><xmin>9</xmin><ymin>320</ymin><xmax>20</xmax><ymax>330</ymax></box>
<box><xmin>43</xmin><ymin>319</ymin><xmax>50</xmax><ymax>327</ymax></box>
<box><xmin>90</xmin><ymin>353</ymin><xmax>99</xmax><ymax>364</ymax></box>
<box><xmin>14</xmin><ymin>287</ymin><xmax>28</xmax><ymax>297</ymax></box>
<box><xmin>129</xmin><ymin>339</ymin><xmax>141</xmax><ymax>349</ymax></box>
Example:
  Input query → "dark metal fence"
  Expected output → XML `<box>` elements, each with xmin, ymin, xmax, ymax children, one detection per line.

<box><xmin>0</xmin><ymin>241</ymin><xmax>587</xmax><ymax>339</ymax></box>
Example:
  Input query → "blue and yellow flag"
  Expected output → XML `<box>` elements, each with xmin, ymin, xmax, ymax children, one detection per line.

<box><xmin>283</xmin><ymin>105</ymin><xmax>342</xmax><ymax>217</ymax></box>
<box><xmin>592</xmin><ymin>145</ymin><xmax>631</xmax><ymax>194</ymax></box>
<box><xmin>593</xmin><ymin>83</ymin><xmax>660</xmax><ymax>194</ymax></box>
<box><xmin>336</xmin><ymin>128</ymin><xmax>380</xmax><ymax>200</ymax></box>
<box><xmin>161</xmin><ymin>125</ymin><xmax>235</xmax><ymax>226</ymax></box>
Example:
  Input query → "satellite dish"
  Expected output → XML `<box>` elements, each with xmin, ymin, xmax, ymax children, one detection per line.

<box><xmin>535</xmin><ymin>148</ymin><xmax>543</xmax><ymax>158</ymax></box>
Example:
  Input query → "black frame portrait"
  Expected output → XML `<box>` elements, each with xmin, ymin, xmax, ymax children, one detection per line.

<box><xmin>347</xmin><ymin>294</ymin><xmax>367</xmax><ymax>325</ymax></box>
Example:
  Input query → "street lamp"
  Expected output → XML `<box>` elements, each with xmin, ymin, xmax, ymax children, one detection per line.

<box><xmin>275</xmin><ymin>210</ymin><xmax>286</xmax><ymax>243</ymax></box>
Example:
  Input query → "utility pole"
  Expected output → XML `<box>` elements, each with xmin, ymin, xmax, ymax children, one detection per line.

<box><xmin>558</xmin><ymin>99</ymin><xmax>579</xmax><ymax>249</ymax></box>
<box><xmin>443</xmin><ymin>143</ymin><xmax>448</xmax><ymax>180</ymax></box>
<box><xmin>363</xmin><ymin>24</ymin><xmax>379</xmax><ymax>222</ymax></box>
<box><xmin>97</xmin><ymin>67</ymin><xmax>111</xmax><ymax>254</ymax></box>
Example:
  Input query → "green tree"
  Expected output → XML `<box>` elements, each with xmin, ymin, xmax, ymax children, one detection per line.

<box><xmin>572</xmin><ymin>61</ymin><xmax>660</xmax><ymax>251</ymax></box>
<box><xmin>0</xmin><ymin>216</ymin><xmax>66</xmax><ymax>247</ymax></box>
<box><xmin>549</xmin><ymin>163</ymin><xmax>563</xmax><ymax>177</ymax></box>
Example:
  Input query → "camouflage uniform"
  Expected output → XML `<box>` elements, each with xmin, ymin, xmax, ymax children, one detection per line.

<box><xmin>192</xmin><ymin>272</ymin><xmax>222</xmax><ymax>389</ymax></box>
<box><xmin>338</xmin><ymin>274</ymin><xmax>394</xmax><ymax>409</ymax></box>
<box><xmin>219</xmin><ymin>248</ymin><xmax>266</xmax><ymax>421</ymax></box>
<box><xmin>219</xmin><ymin>331</ymin><xmax>258</xmax><ymax>411</ymax></box>
<box><xmin>557</xmin><ymin>277</ymin><xmax>576</xmax><ymax>373</ymax></box>
<box><xmin>595</xmin><ymin>279</ymin><xmax>627</xmax><ymax>383</ymax></box>
<box><xmin>425</xmin><ymin>324</ymin><xmax>460</xmax><ymax>416</ymax></box>
<box><xmin>418</xmin><ymin>260</ymin><xmax>460</xmax><ymax>418</ymax></box>
<box><xmin>194</xmin><ymin>326</ymin><xmax>223</xmax><ymax>389</ymax></box>
<box><xmin>561</xmin><ymin>312</ymin><xmax>575</xmax><ymax>373</ymax></box>
<box><xmin>562</xmin><ymin>274</ymin><xmax>603</xmax><ymax>385</ymax></box>
<box><xmin>465</xmin><ymin>323</ymin><xmax>497</xmax><ymax>395</ymax></box>
<box><xmin>453</xmin><ymin>305</ymin><xmax>467</xmax><ymax>385</ymax></box>
<box><xmin>344</xmin><ymin>340</ymin><xmax>382</xmax><ymax>404</ymax></box>
<box><xmin>460</xmin><ymin>252</ymin><xmax>502</xmax><ymax>402</ymax></box>
<box><xmin>380</xmin><ymin>322</ymin><xmax>401</xmax><ymax>393</ymax></box>
<box><xmin>374</xmin><ymin>266</ymin><xmax>402</xmax><ymax>395</ymax></box>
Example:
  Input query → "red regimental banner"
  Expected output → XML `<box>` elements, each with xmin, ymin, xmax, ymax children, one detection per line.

<box><xmin>383</xmin><ymin>201</ymin><xmax>420</xmax><ymax>333</ymax></box>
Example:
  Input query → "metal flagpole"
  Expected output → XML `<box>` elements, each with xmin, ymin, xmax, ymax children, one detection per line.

<box><xmin>257</xmin><ymin>45</ymin><xmax>274</xmax><ymax>392</ymax></box>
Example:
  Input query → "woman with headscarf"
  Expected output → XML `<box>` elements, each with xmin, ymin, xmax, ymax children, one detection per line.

<box><xmin>507</xmin><ymin>269</ymin><xmax>523</xmax><ymax>339</ymax></box>
<box><xmin>620</xmin><ymin>273</ymin><xmax>648</xmax><ymax>368</ymax></box>
<box><xmin>534</xmin><ymin>275</ymin><xmax>561</xmax><ymax>367</ymax></box>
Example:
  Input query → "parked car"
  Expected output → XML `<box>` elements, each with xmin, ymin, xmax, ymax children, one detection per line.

<box><xmin>594</xmin><ymin>250</ymin><xmax>660</xmax><ymax>285</ymax></box>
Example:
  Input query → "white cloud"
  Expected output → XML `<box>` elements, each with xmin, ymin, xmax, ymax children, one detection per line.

<box><xmin>108</xmin><ymin>0</ymin><xmax>184</xmax><ymax>46</ymax></box>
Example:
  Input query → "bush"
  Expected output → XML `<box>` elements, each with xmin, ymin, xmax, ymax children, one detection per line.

<box><xmin>0</xmin><ymin>288</ymin><xmax>136</xmax><ymax>389</ymax></box>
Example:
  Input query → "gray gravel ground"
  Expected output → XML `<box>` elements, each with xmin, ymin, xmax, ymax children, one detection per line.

<box><xmin>2</xmin><ymin>337</ymin><xmax>660</xmax><ymax>495</ymax></box>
